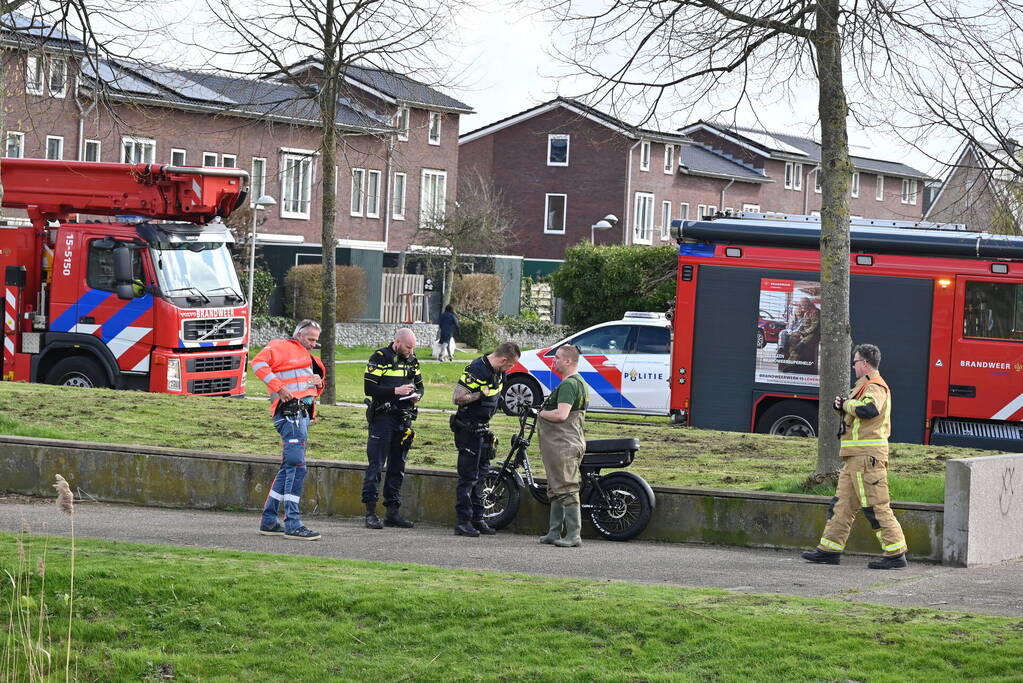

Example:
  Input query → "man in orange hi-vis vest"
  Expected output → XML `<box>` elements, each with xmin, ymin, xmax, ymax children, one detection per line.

<box><xmin>803</xmin><ymin>343</ymin><xmax>908</xmax><ymax>569</ymax></box>
<box><xmin>252</xmin><ymin>319</ymin><xmax>325</xmax><ymax>541</ymax></box>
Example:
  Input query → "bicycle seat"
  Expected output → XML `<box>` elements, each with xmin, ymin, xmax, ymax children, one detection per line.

<box><xmin>584</xmin><ymin>438</ymin><xmax>639</xmax><ymax>454</ymax></box>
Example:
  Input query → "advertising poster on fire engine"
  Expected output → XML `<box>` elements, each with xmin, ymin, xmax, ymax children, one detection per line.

<box><xmin>754</xmin><ymin>278</ymin><xmax>821</xmax><ymax>387</ymax></box>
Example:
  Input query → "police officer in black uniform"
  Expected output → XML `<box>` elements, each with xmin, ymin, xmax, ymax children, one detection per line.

<box><xmin>450</xmin><ymin>341</ymin><xmax>521</xmax><ymax>537</ymax></box>
<box><xmin>363</xmin><ymin>328</ymin><xmax>423</xmax><ymax>529</ymax></box>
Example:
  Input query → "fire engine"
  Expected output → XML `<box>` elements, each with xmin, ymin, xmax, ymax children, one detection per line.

<box><xmin>1</xmin><ymin>158</ymin><xmax>250</xmax><ymax>396</ymax></box>
<box><xmin>669</xmin><ymin>212</ymin><xmax>1023</xmax><ymax>451</ymax></box>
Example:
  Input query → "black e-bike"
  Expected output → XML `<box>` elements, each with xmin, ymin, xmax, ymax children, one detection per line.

<box><xmin>481</xmin><ymin>409</ymin><xmax>655</xmax><ymax>541</ymax></box>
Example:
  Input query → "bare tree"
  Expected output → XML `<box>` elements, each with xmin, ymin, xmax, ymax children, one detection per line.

<box><xmin>539</xmin><ymin>0</ymin><xmax>1010</xmax><ymax>477</ymax></box>
<box><xmin>413</xmin><ymin>171</ymin><xmax>513</xmax><ymax>309</ymax></box>
<box><xmin>207</xmin><ymin>0</ymin><xmax>463</xmax><ymax>403</ymax></box>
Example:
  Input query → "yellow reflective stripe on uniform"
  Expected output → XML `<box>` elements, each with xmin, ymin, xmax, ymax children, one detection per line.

<box><xmin>881</xmin><ymin>538</ymin><xmax>907</xmax><ymax>553</ymax></box>
<box><xmin>840</xmin><ymin>440</ymin><xmax>888</xmax><ymax>447</ymax></box>
<box><xmin>366</xmin><ymin>366</ymin><xmax>386</xmax><ymax>376</ymax></box>
<box><xmin>819</xmin><ymin>537</ymin><xmax>844</xmax><ymax>551</ymax></box>
<box><xmin>855</xmin><ymin>472</ymin><xmax>868</xmax><ymax>507</ymax></box>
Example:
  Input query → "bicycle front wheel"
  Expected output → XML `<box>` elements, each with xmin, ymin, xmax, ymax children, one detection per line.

<box><xmin>482</xmin><ymin>467</ymin><xmax>521</xmax><ymax>529</ymax></box>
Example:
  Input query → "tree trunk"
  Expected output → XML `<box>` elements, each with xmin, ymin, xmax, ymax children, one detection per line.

<box><xmin>318</xmin><ymin>55</ymin><xmax>339</xmax><ymax>404</ymax></box>
<box><xmin>813</xmin><ymin>0</ymin><xmax>853</xmax><ymax>478</ymax></box>
<box><xmin>443</xmin><ymin>252</ymin><xmax>457</xmax><ymax>309</ymax></box>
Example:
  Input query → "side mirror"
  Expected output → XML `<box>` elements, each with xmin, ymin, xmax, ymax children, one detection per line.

<box><xmin>113</xmin><ymin>245</ymin><xmax>136</xmax><ymax>300</ymax></box>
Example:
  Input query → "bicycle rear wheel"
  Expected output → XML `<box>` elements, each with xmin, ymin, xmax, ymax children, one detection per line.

<box><xmin>586</xmin><ymin>473</ymin><xmax>653</xmax><ymax>541</ymax></box>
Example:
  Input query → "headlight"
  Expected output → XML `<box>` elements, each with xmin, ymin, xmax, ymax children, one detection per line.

<box><xmin>167</xmin><ymin>358</ymin><xmax>182</xmax><ymax>392</ymax></box>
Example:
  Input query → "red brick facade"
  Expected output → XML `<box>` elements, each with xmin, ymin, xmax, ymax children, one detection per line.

<box><xmin>1</xmin><ymin>49</ymin><xmax>463</xmax><ymax>252</ymax></box>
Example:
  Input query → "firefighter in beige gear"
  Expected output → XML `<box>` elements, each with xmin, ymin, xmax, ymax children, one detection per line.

<box><xmin>802</xmin><ymin>344</ymin><xmax>908</xmax><ymax>569</ymax></box>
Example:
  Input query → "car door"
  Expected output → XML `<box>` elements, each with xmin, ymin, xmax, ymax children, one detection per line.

<box><xmin>619</xmin><ymin>325</ymin><xmax>671</xmax><ymax>414</ymax></box>
<box><xmin>569</xmin><ymin>324</ymin><xmax>636</xmax><ymax>410</ymax></box>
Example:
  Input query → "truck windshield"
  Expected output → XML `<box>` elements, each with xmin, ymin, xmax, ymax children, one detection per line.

<box><xmin>151</xmin><ymin>242</ymin><xmax>241</xmax><ymax>300</ymax></box>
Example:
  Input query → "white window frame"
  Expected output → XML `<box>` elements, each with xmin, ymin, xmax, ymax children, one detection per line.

<box><xmin>697</xmin><ymin>204</ymin><xmax>707</xmax><ymax>219</ymax></box>
<box><xmin>793</xmin><ymin>163</ymin><xmax>802</xmax><ymax>191</ymax></box>
<box><xmin>428</xmin><ymin>111</ymin><xmax>442</xmax><ymax>146</ymax></box>
<box><xmin>392</xmin><ymin>172</ymin><xmax>407</xmax><ymax>220</ymax></box>
<box><xmin>48</xmin><ymin>57</ymin><xmax>67</xmax><ymax>98</ymax></box>
<box><xmin>663</xmin><ymin>144</ymin><xmax>675</xmax><ymax>174</ymax></box>
<box><xmin>633</xmin><ymin>192</ymin><xmax>654</xmax><ymax>244</ymax></box>
<box><xmin>901</xmin><ymin>178</ymin><xmax>918</xmax><ymax>205</ymax></box>
<box><xmin>784</xmin><ymin>162</ymin><xmax>794</xmax><ymax>189</ymax></box>
<box><xmin>708</xmin><ymin>205</ymin><xmax>717</xmax><ymax>216</ymax></box>
<box><xmin>420</xmin><ymin>168</ymin><xmax>448</xmax><ymax>228</ymax></box>
<box><xmin>366</xmin><ymin>170</ymin><xmax>382</xmax><ymax>218</ymax></box>
<box><xmin>25</xmin><ymin>55</ymin><xmax>43</xmax><ymax>95</ymax></box>
<box><xmin>121</xmin><ymin>136</ymin><xmax>155</xmax><ymax>164</ymax></box>
<box><xmin>742</xmin><ymin>203</ymin><xmax>760</xmax><ymax>213</ymax></box>
<box><xmin>170</xmin><ymin>148</ymin><xmax>187</xmax><ymax>166</ymax></box>
<box><xmin>350</xmin><ymin>168</ymin><xmax>366</xmax><ymax>216</ymax></box>
<box><xmin>280</xmin><ymin>151</ymin><xmax>315</xmax><ymax>220</ymax></box>
<box><xmin>679</xmin><ymin>202</ymin><xmax>690</xmax><ymax>221</ymax></box>
<box><xmin>815</xmin><ymin>169</ymin><xmax>822</xmax><ymax>194</ymax></box>
<box><xmin>547</xmin><ymin>134</ymin><xmax>569</xmax><ymax>166</ymax></box>
<box><xmin>851</xmin><ymin>171</ymin><xmax>860</xmax><ymax>198</ymax></box>
<box><xmin>395</xmin><ymin>107</ymin><xmax>410</xmax><ymax>142</ymax></box>
<box><xmin>543</xmin><ymin>193</ymin><xmax>567</xmax><ymax>234</ymax></box>
<box><xmin>660</xmin><ymin>200</ymin><xmax>672</xmax><ymax>240</ymax></box>
<box><xmin>876</xmin><ymin>175</ymin><xmax>885</xmax><ymax>201</ymax></box>
<box><xmin>5</xmin><ymin>132</ymin><xmax>25</xmax><ymax>159</ymax></box>
<box><xmin>221</xmin><ymin>154</ymin><xmax>237</xmax><ymax>168</ymax></box>
<box><xmin>45</xmin><ymin>135</ymin><xmax>63</xmax><ymax>160</ymax></box>
<box><xmin>640</xmin><ymin>141</ymin><xmax>651</xmax><ymax>172</ymax></box>
<box><xmin>202</xmin><ymin>152</ymin><xmax>218</xmax><ymax>167</ymax></box>
<box><xmin>251</xmin><ymin>157</ymin><xmax>267</xmax><ymax>200</ymax></box>
<box><xmin>83</xmin><ymin>139</ymin><xmax>101</xmax><ymax>162</ymax></box>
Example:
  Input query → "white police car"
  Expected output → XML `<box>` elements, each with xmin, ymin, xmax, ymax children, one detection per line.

<box><xmin>501</xmin><ymin>312</ymin><xmax>672</xmax><ymax>416</ymax></box>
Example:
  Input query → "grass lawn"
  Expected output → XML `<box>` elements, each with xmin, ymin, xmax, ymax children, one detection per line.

<box><xmin>3</xmin><ymin>533</ymin><xmax>1022</xmax><ymax>682</ymax></box>
<box><xmin>0</xmin><ymin>382</ymin><xmax>990</xmax><ymax>503</ymax></box>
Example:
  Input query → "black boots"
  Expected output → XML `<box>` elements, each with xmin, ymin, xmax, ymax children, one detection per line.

<box><xmin>454</xmin><ymin>521</ymin><xmax>480</xmax><ymax>537</ymax></box>
<box><xmin>365</xmin><ymin>505</ymin><xmax>383</xmax><ymax>529</ymax></box>
<box><xmin>384</xmin><ymin>507</ymin><xmax>414</xmax><ymax>528</ymax></box>
<box><xmin>868</xmin><ymin>553</ymin><xmax>908</xmax><ymax>570</ymax></box>
<box><xmin>802</xmin><ymin>549</ymin><xmax>842</xmax><ymax>565</ymax></box>
<box><xmin>472</xmin><ymin>518</ymin><xmax>497</xmax><ymax>535</ymax></box>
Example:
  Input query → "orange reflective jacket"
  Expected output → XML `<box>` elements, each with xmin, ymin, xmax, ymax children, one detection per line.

<box><xmin>251</xmin><ymin>339</ymin><xmax>325</xmax><ymax>416</ymax></box>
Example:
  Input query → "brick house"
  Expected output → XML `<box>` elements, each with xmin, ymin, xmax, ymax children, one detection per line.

<box><xmin>925</xmin><ymin>141</ymin><xmax>1022</xmax><ymax>233</ymax></box>
<box><xmin>682</xmin><ymin>122</ymin><xmax>932</xmax><ymax>221</ymax></box>
<box><xmin>459</xmin><ymin>98</ymin><xmax>772</xmax><ymax>277</ymax></box>
<box><xmin>0</xmin><ymin>13</ymin><xmax>472</xmax><ymax>320</ymax></box>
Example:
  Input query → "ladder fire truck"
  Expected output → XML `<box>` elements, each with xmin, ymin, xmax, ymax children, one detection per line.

<box><xmin>1</xmin><ymin>158</ymin><xmax>251</xmax><ymax>396</ymax></box>
<box><xmin>669</xmin><ymin>212</ymin><xmax>1023</xmax><ymax>451</ymax></box>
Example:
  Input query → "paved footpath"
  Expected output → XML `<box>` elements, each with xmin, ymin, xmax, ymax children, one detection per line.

<box><xmin>3</xmin><ymin>497</ymin><xmax>1022</xmax><ymax>619</ymax></box>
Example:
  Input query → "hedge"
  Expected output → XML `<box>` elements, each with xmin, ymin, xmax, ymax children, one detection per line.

<box><xmin>550</xmin><ymin>243</ymin><xmax>676</xmax><ymax>329</ymax></box>
<box><xmin>283</xmin><ymin>264</ymin><xmax>368</xmax><ymax>322</ymax></box>
<box><xmin>237</xmin><ymin>267</ymin><xmax>276</xmax><ymax>317</ymax></box>
<box><xmin>452</xmin><ymin>273</ymin><xmax>503</xmax><ymax>316</ymax></box>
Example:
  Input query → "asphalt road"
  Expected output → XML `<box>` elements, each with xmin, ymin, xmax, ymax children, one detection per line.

<box><xmin>3</xmin><ymin>496</ymin><xmax>1022</xmax><ymax>619</ymax></box>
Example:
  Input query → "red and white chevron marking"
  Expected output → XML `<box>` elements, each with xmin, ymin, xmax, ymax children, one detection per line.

<box><xmin>3</xmin><ymin>286</ymin><xmax>18</xmax><ymax>372</ymax></box>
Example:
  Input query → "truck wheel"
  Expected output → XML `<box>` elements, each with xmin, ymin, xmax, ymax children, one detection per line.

<box><xmin>501</xmin><ymin>376</ymin><xmax>542</xmax><ymax>416</ymax></box>
<box><xmin>45</xmin><ymin>357</ymin><xmax>109</xmax><ymax>389</ymax></box>
<box><xmin>756</xmin><ymin>400</ymin><xmax>817</xmax><ymax>438</ymax></box>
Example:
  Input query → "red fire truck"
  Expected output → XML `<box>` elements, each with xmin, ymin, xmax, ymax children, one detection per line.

<box><xmin>1</xmin><ymin>158</ymin><xmax>250</xmax><ymax>395</ymax></box>
<box><xmin>669</xmin><ymin>212</ymin><xmax>1023</xmax><ymax>451</ymax></box>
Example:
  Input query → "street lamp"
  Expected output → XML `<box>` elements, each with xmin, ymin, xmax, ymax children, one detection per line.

<box><xmin>247</xmin><ymin>194</ymin><xmax>277</xmax><ymax>310</ymax></box>
<box><xmin>591</xmin><ymin>214</ymin><xmax>619</xmax><ymax>245</ymax></box>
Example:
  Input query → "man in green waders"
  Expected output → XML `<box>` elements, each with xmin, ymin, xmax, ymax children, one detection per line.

<box><xmin>538</xmin><ymin>345</ymin><xmax>589</xmax><ymax>547</ymax></box>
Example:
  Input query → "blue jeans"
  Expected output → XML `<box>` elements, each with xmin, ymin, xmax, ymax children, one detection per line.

<box><xmin>454</xmin><ymin>428</ymin><xmax>495</xmax><ymax>522</ymax></box>
<box><xmin>362</xmin><ymin>414</ymin><xmax>413</xmax><ymax>508</ymax></box>
<box><xmin>261</xmin><ymin>411</ymin><xmax>310</xmax><ymax>532</ymax></box>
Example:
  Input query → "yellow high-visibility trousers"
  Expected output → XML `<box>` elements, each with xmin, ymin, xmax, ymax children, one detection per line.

<box><xmin>817</xmin><ymin>454</ymin><xmax>907</xmax><ymax>556</ymax></box>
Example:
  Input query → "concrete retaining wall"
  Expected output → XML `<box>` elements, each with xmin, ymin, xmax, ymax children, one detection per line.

<box><xmin>0</xmin><ymin>435</ymin><xmax>943</xmax><ymax>560</ymax></box>
<box><xmin>943</xmin><ymin>453</ymin><xmax>1023</xmax><ymax>566</ymax></box>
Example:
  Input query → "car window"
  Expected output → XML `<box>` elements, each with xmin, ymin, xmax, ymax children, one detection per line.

<box><xmin>573</xmin><ymin>324</ymin><xmax>633</xmax><ymax>354</ymax></box>
<box><xmin>633</xmin><ymin>326</ymin><xmax>670</xmax><ymax>354</ymax></box>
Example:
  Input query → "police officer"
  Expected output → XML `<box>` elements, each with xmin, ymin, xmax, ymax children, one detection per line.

<box><xmin>253</xmin><ymin>319</ymin><xmax>325</xmax><ymax>541</ymax></box>
<box><xmin>362</xmin><ymin>328</ymin><xmax>423</xmax><ymax>529</ymax></box>
<box><xmin>451</xmin><ymin>342</ymin><xmax>521</xmax><ymax>537</ymax></box>
<box><xmin>802</xmin><ymin>343</ymin><xmax>908</xmax><ymax>569</ymax></box>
